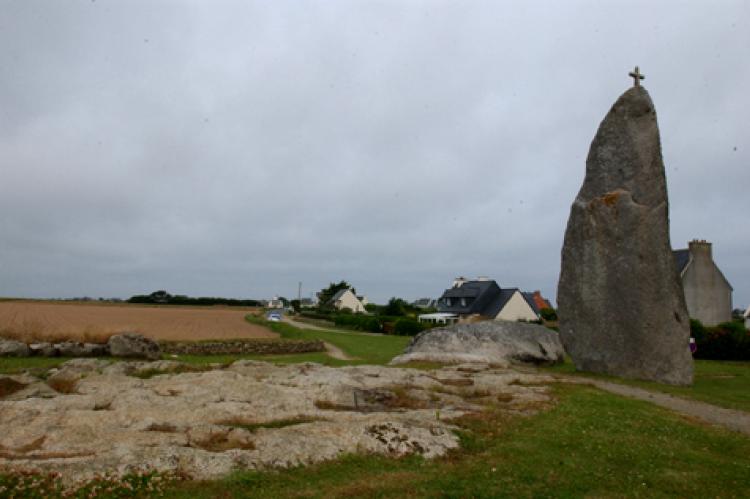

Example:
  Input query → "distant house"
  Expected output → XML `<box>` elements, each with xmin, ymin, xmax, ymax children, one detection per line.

<box><xmin>524</xmin><ymin>291</ymin><xmax>552</xmax><ymax>313</ymax></box>
<box><xmin>327</xmin><ymin>288</ymin><xmax>366</xmax><ymax>313</ymax></box>
<box><xmin>412</xmin><ymin>298</ymin><xmax>438</xmax><ymax>309</ymax></box>
<box><xmin>299</xmin><ymin>297</ymin><xmax>317</xmax><ymax>309</ymax></box>
<box><xmin>744</xmin><ymin>306</ymin><xmax>750</xmax><ymax>329</ymax></box>
<box><xmin>435</xmin><ymin>277</ymin><xmax>539</xmax><ymax>322</ymax></box>
<box><xmin>673</xmin><ymin>240</ymin><xmax>733</xmax><ymax>326</ymax></box>
<box><xmin>266</xmin><ymin>296</ymin><xmax>284</xmax><ymax>309</ymax></box>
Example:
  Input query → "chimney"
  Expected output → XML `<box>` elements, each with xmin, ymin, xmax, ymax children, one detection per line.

<box><xmin>688</xmin><ymin>239</ymin><xmax>712</xmax><ymax>260</ymax></box>
<box><xmin>452</xmin><ymin>276</ymin><xmax>467</xmax><ymax>288</ymax></box>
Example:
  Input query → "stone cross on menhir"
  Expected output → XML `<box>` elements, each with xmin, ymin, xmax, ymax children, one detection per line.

<box><xmin>629</xmin><ymin>66</ymin><xmax>645</xmax><ymax>86</ymax></box>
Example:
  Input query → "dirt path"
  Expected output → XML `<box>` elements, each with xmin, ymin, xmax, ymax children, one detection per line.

<box><xmin>563</xmin><ymin>377</ymin><xmax>750</xmax><ymax>436</ymax></box>
<box><xmin>323</xmin><ymin>342</ymin><xmax>358</xmax><ymax>361</ymax></box>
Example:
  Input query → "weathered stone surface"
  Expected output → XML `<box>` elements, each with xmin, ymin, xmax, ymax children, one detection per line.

<box><xmin>29</xmin><ymin>342</ymin><xmax>58</xmax><ymax>357</ymax></box>
<box><xmin>0</xmin><ymin>359</ymin><xmax>555</xmax><ymax>484</ymax></box>
<box><xmin>390</xmin><ymin>321</ymin><xmax>564</xmax><ymax>367</ymax></box>
<box><xmin>0</xmin><ymin>338</ymin><xmax>30</xmax><ymax>357</ymax></box>
<box><xmin>557</xmin><ymin>85</ymin><xmax>693</xmax><ymax>385</ymax></box>
<box><xmin>108</xmin><ymin>333</ymin><xmax>161</xmax><ymax>360</ymax></box>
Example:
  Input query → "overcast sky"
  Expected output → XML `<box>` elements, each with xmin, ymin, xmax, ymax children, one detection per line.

<box><xmin>1</xmin><ymin>0</ymin><xmax>748</xmax><ymax>307</ymax></box>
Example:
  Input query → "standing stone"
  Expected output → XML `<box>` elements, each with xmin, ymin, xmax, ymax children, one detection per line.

<box><xmin>557</xmin><ymin>85</ymin><xmax>693</xmax><ymax>385</ymax></box>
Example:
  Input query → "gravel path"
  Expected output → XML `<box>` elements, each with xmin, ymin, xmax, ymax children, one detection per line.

<box><xmin>566</xmin><ymin>377</ymin><xmax>750</xmax><ymax>436</ymax></box>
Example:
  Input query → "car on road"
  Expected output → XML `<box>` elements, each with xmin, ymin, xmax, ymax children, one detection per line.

<box><xmin>267</xmin><ymin>312</ymin><xmax>282</xmax><ymax>322</ymax></box>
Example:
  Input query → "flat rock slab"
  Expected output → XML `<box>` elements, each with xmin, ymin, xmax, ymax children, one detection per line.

<box><xmin>391</xmin><ymin>321</ymin><xmax>564</xmax><ymax>367</ymax></box>
<box><xmin>0</xmin><ymin>359</ymin><xmax>555</xmax><ymax>485</ymax></box>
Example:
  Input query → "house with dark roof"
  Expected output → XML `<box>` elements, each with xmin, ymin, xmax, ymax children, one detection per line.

<box><xmin>436</xmin><ymin>277</ymin><xmax>539</xmax><ymax>322</ymax></box>
<box><xmin>673</xmin><ymin>239</ymin><xmax>733</xmax><ymax>325</ymax></box>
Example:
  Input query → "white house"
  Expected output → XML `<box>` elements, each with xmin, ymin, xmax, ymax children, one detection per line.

<box><xmin>266</xmin><ymin>296</ymin><xmax>284</xmax><ymax>309</ymax></box>
<box><xmin>327</xmin><ymin>288</ymin><xmax>366</xmax><ymax>313</ymax></box>
<box><xmin>744</xmin><ymin>305</ymin><xmax>750</xmax><ymax>329</ymax></box>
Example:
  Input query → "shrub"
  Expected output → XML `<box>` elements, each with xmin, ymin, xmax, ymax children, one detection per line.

<box><xmin>691</xmin><ymin>319</ymin><xmax>750</xmax><ymax>360</ymax></box>
<box><xmin>393</xmin><ymin>318</ymin><xmax>426</xmax><ymax>336</ymax></box>
<box><xmin>298</xmin><ymin>311</ymin><xmax>332</xmax><ymax>321</ymax></box>
<box><xmin>333</xmin><ymin>314</ymin><xmax>381</xmax><ymax>333</ymax></box>
<box><xmin>539</xmin><ymin>307</ymin><xmax>558</xmax><ymax>321</ymax></box>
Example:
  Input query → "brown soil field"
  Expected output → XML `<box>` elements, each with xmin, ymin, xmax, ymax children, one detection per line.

<box><xmin>0</xmin><ymin>301</ymin><xmax>276</xmax><ymax>342</ymax></box>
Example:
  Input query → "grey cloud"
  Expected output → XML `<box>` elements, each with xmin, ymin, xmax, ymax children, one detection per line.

<box><xmin>1</xmin><ymin>0</ymin><xmax>748</xmax><ymax>307</ymax></box>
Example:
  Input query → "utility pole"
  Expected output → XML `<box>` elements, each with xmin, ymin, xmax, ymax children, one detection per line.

<box><xmin>298</xmin><ymin>282</ymin><xmax>302</xmax><ymax>303</ymax></box>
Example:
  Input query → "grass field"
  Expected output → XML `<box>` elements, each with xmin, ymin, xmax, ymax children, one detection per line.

<box><xmin>0</xmin><ymin>300</ymin><xmax>273</xmax><ymax>342</ymax></box>
<box><xmin>163</xmin><ymin>383</ymin><xmax>750</xmax><ymax>498</ymax></box>
<box><xmin>245</xmin><ymin>315</ymin><xmax>410</xmax><ymax>365</ymax></box>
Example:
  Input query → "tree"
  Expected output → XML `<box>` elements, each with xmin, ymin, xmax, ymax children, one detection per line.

<box><xmin>539</xmin><ymin>307</ymin><xmax>558</xmax><ymax>321</ymax></box>
<box><xmin>290</xmin><ymin>299</ymin><xmax>301</xmax><ymax>313</ymax></box>
<box><xmin>382</xmin><ymin>297</ymin><xmax>408</xmax><ymax>317</ymax></box>
<box><xmin>149</xmin><ymin>290</ymin><xmax>172</xmax><ymax>303</ymax></box>
<box><xmin>317</xmin><ymin>281</ymin><xmax>355</xmax><ymax>308</ymax></box>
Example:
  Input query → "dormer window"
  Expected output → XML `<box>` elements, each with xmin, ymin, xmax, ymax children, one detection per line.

<box><xmin>445</xmin><ymin>298</ymin><xmax>452</xmax><ymax>306</ymax></box>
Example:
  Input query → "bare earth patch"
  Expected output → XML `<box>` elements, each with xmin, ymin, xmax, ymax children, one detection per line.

<box><xmin>0</xmin><ymin>359</ymin><xmax>555</xmax><ymax>485</ymax></box>
<box><xmin>0</xmin><ymin>301</ymin><xmax>274</xmax><ymax>342</ymax></box>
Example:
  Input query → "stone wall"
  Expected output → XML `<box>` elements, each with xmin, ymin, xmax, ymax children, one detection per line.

<box><xmin>161</xmin><ymin>339</ymin><xmax>325</xmax><ymax>356</ymax></box>
<box><xmin>1</xmin><ymin>336</ymin><xmax>326</xmax><ymax>358</ymax></box>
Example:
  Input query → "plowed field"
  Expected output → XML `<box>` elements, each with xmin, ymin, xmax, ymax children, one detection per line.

<box><xmin>0</xmin><ymin>301</ymin><xmax>275</xmax><ymax>342</ymax></box>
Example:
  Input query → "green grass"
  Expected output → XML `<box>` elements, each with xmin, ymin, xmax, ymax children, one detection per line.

<box><xmin>162</xmin><ymin>384</ymin><xmax>750</xmax><ymax>498</ymax></box>
<box><xmin>543</xmin><ymin>358</ymin><xmax>750</xmax><ymax>412</ymax></box>
<box><xmin>0</xmin><ymin>356</ymin><xmax>69</xmax><ymax>374</ymax></box>
<box><xmin>246</xmin><ymin>315</ymin><xmax>410</xmax><ymax>365</ymax></box>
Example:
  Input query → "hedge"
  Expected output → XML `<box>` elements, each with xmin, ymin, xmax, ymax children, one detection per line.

<box><xmin>691</xmin><ymin>319</ymin><xmax>750</xmax><ymax>360</ymax></box>
<box><xmin>393</xmin><ymin>318</ymin><xmax>427</xmax><ymax>336</ymax></box>
<box><xmin>333</xmin><ymin>314</ymin><xmax>382</xmax><ymax>333</ymax></box>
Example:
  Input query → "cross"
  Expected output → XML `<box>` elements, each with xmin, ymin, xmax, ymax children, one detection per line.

<box><xmin>629</xmin><ymin>66</ymin><xmax>645</xmax><ymax>87</ymax></box>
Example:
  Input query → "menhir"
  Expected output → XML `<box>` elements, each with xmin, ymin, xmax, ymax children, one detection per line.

<box><xmin>557</xmin><ymin>84</ymin><xmax>693</xmax><ymax>385</ymax></box>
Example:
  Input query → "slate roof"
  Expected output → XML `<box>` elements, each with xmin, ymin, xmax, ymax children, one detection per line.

<box><xmin>437</xmin><ymin>280</ymin><xmax>499</xmax><ymax>315</ymax></box>
<box><xmin>673</xmin><ymin>249</ymin><xmax>691</xmax><ymax>274</ymax></box>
